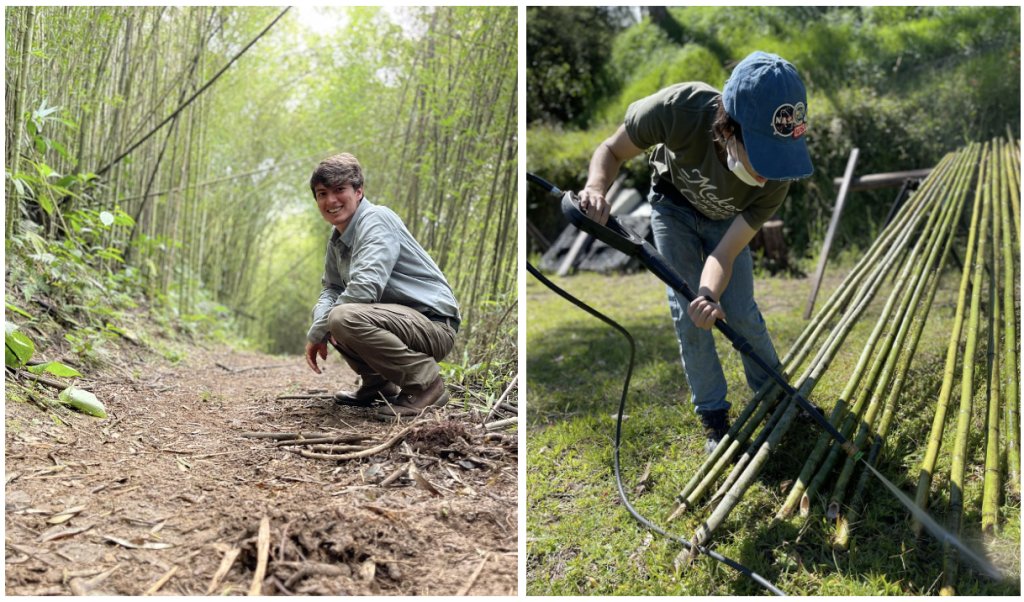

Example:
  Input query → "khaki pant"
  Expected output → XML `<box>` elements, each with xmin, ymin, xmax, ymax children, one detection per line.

<box><xmin>328</xmin><ymin>303</ymin><xmax>456</xmax><ymax>392</ymax></box>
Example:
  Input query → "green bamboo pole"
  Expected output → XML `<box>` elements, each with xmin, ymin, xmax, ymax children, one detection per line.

<box><xmin>833</xmin><ymin>143</ymin><xmax>977</xmax><ymax>550</ymax></box>
<box><xmin>826</xmin><ymin>151</ymin><xmax>968</xmax><ymax>520</ymax></box>
<box><xmin>913</xmin><ymin>143</ymin><xmax>987</xmax><ymax>536</ymax></box>
<box><xmin>798</xmin><ymin>151</ymin><xmax>967</xmax><ymax>517</ymax></box>
<box><xmin>941</xmin><ymin>143</ymin><xmax>992</xmax><ymax>596</ymax></box>
<box><xmin>1004</xmin><ymin>137</ymin><xmax>1021</xmax><ymax>246</ymax></box>
<box><xmin>777</xmin><ymin>153</ymin><xmax>960</xmax><ymax>520</ymax></box>
<box><xmin>668</xmin><ymin>171</ymin><xmax>936</xmax><ymax>515</ymax></box>
<box><xmin>981</xmin><ymin>156</ymin><xmax>1002</xmax><ymax>534</ymax></box>
<box><xmin>1001</xmin><ymin>138</ymin><xmax>1021</xmax><ymax>496</ymax></box>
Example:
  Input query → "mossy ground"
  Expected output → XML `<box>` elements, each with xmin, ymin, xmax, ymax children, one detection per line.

<box><xmin>526</xmin><ymin>260</ymin><xmax>1021</xmax><ymax>595</ymax></box>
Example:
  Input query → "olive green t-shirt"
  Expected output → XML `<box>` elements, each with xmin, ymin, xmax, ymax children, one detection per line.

<box><xmin>624</xmin><ymin>82</ymin><xmax>789</xmax><ymax>230</ymax></box>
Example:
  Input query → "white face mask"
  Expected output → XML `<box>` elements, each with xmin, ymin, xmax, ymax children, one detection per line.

<box><xmin>727</xmin><ymin>137</ymin><xmax>765</xmax><ymax>188</ymax></box>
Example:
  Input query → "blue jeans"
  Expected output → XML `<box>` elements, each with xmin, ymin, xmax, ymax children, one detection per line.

<box><xmin>649</xmin><ymin>192</ymin><xmax>781</xmax><ymax>415</ymax></box>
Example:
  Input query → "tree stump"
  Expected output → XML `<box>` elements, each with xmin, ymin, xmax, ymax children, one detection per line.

<box><xmin>749</xmin><ymin>220</ymin><xmax>790</xmax><ymax>272</ymax></box>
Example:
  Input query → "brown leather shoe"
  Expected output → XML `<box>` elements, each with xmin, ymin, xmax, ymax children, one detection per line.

<box><xmin>334</xmin><ymin>380</ymin><xmax>400</xmax><ymax>407</ymax></box>
<box><xmin>375</xmin><ymin>376</ymin><xmax>450</xmax><ymax>421</ymax></box>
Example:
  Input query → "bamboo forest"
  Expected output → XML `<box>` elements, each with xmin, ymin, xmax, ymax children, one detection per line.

<box><xmin>5</xmin><ymin>6</ymin><xmax>519</xmax><ymax>596</ymax></box>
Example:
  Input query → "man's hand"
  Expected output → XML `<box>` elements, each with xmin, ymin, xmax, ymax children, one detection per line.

<box><xmin>305</xmin><ymin>340</ymin><xmax>328</xmax><ymax>374</ymax></box>
<box><xmin>687</xmin><ymin>295</ymin><xmax>726</xmax><ymax>330</ymax></box>
<box><xmin>578</xmin><ymin>187</ymin><xmax>611</xmax><ymax>225</ymax></box>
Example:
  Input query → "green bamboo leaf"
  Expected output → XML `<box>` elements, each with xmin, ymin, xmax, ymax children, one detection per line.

<box><xmin>5</xmin><ymin>330</ymin><xmax>35</xmax><ymax>368</ymax></box>
<box><xmin>5</xmin><ymin>302</ymin><xmax>34</xmax><ymax>319</ymax></box>
<box><xmin>55</xmin><ymin>174</ymin><xmax>77</xmax><ymax>188</ymax></box>
<box><xmin>26</xmin><ymin>362</ymin><xmax>82</xmax><ymax>377</ymax></box>
<box><xmin>58</xmin><ymin>386</ymin><xmax>106</xmax><ymax>418</ymax></box>
<box><xmin>38</xmin><ymin>194</ymin><xmax>53</xmax><ymax>215</ymax></box>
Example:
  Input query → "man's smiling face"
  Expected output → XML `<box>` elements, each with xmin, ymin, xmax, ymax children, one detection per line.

<box><xmin>314</xmin><ymin>182</ymin><xmax>363</xmax><ymax>232</ymax></box>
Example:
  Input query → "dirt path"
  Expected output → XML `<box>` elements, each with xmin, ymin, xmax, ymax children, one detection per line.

<box><xmin>5</xmin><ymin>347</ymin><xmax>518</xmax><ymax>595</ymax></box>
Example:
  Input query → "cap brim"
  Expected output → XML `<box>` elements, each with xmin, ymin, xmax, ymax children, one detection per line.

<box><xmin>743</xmin><ymin>127</ymin><xmax>813</xmax><ymax>181</ymax></box>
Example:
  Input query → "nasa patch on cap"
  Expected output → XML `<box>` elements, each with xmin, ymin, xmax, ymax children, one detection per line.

<box><xmin>772</xmin><ymin>102</ymin><xmax>806</xmax><ymax>139</ymax></box>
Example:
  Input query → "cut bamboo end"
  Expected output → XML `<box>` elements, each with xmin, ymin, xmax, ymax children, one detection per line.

<box><xmin>826</xmin><ymin>501</ymin><xmax>841</xmax><ymax>521</ymax></box>
<box><xmin>939</xmin><ymin>585</ymin><xmax>956</xmax><ymax>596</ymax></box>
<box><xmin>665</xmin><ymin>501</ymin><xmax>685</xmax><ymax>522</ymax></box>
<box><xmin>799</xmin><ymin>494</ymin><xmax>811</xmax><ymax>517</ymax></box>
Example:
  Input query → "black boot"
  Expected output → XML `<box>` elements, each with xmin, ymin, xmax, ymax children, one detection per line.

<box><xmin>699</xmin><ymin>409</ymin><xmax>731</xmax><ymax>455</ymax></box>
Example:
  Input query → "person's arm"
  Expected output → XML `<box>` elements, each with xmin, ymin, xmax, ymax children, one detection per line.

<box><xmin>686</xmin><ymin>216</ymin><xmax>759</xmax><ymax>330</ymax></box>
<box><xmin>578</xmin><ymin>124</ymin><xmax>645</xmax><ymax>225</ymax></box>
<box><xmin>305</xmin><ymin>249</ymin><xmax>345</xmax><ymax>373</ymax></box>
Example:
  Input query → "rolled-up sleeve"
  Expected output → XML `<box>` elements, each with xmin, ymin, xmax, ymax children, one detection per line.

<box><xmin>338</xmin><ymin>217</ymin><xmax>399</xmax><ymax>305</ymax></box>
<box><xmin>306</xmin><ymin>249</ymin><xmax>345</xmax><ymax>344</ymax></box>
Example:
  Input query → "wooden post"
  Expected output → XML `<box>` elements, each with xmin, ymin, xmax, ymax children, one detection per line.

<box><xmin>804</xmin><ymin>148</ymin><xmax>860</xmax><ymax>319</ymax></box>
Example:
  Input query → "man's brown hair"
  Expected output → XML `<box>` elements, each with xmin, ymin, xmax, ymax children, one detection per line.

<box><xmin>711</xmin><ymin>96</ymin><xmax>744</xmax><ymax>146</ymax></box>
<box><xmin>309</xmin><ymin>153</ymin><xmax>364</xmax><ymax>198</ymax></box>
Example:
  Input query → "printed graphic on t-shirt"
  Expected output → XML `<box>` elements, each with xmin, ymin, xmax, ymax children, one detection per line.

<box><xmin>673</xmin><ymin>165</ymin><xmax>738</xmax><ymax>219</ymax></box>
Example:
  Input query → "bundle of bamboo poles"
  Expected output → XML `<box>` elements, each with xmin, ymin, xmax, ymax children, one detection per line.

<box><xmin>668</xmin><ymin>136</ymin><xmax>1020</xmax><ymax>581</ymax></box>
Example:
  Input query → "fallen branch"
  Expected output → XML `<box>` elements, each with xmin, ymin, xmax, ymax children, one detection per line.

<box><xmin>308</xmin><ymin>444</ymin><xmax>371</xmax><ymax>453</ymax></box>
<box><xmin>241</xmin><ymin>432</ymin><xmax>335</xmax><ymax>440</ymax></box>
<box><xmin>283</xmin><ymin>562</ymin><xmax>350</xmax><ymax>588</ymax></box>
<box><xmin>141</xmin><ymin>565</ymin><xmax>177</xmax><ymax>596</ymax></box>
<box><xmin>275</xmin><ymin>394</ymin><xmax>336</xmax><ymax>400</ymax></box>
<box><xmin>248</xmin><ymin>516</ymin><xmax>270</xmax><ymax>596</ymax></box>
<box><xmin>482</xmin><ymin>375</ymin><xmax>518</xmax><ymax>425</ymax></box>
<box><xmin>273</xmin><ymin>435</ymin><xmax>371</xmax><ymax>447</ymax></box>
<box><xmin>287</xmin><ymin>426</ymin><xmax>415</xmax><ymax>461</ymax></box>
<box><xmin>380</xmin><ymin>463</ymin><xmax>410</xmax><ymax>487</ymax></box>
<box><xmin>483</xmin><ymin>417</ymin><xmax>518</xmax><ymax>431</ymax></box>
<box><xmin>217</xmin><ymin>363</ymin><xmax>291</xmax><ymax>374</ymax></box>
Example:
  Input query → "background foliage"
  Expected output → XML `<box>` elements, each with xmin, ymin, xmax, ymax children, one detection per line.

<box><xmin>526</xmin><ymin>6</ymin><xmax>1020</xmax><ymax>256</ymax></box>
<box><xmin>5</xmin><ymin>7</ymin><xmax>517</xmax><ymax>379</ymax></box>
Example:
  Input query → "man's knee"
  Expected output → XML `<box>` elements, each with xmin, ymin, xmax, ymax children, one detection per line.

<box><xmin>328</xmin><ymin>304</ymin><xmax>370</xmax><ymax>344</ymax></box>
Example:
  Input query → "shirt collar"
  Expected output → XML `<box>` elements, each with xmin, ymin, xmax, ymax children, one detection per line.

<box><xmin>330</xmin><ymin>196</ymin><xmax>372</xmax><ymax>247</ymax></box>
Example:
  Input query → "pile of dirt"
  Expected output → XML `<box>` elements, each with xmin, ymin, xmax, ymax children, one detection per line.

<box><xmin>5</xmin><ymin>345</ymin><xmax>518</xmax><ymax>595</ymax></box>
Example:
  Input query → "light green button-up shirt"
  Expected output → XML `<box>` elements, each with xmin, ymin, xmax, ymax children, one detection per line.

<box><xmin>307</xmin><ymin>197</ymin><xmax>461</xmax><ymax>344</ymax></box>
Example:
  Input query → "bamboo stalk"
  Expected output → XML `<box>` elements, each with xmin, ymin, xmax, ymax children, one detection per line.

<box><xmin>833</xmin><ymin>143</ymin><xmax>977</xmax><ymax>550</ymax></box>
<box><xmin>912</xmin><ymin>143</ymin><xmax>988</xmax><ymax>535</ymax></box>
<box><xmin>981</xmin><ymin>152</ymin><xmax>1002</xmax><ymax>534</ymax></box>
<box><xmin>941</xmin><ymin>142</ymin><xmax>992</xmax><ymax>596</ymax></box>
<box><xmin>773</xmin><ymin>176</ymin><xmax>939</xmax><ymax>519</ymax></box>
<box><xmin>825</xmin><ymin>154</ymin><xmax>967</xmax><ymax>520</ymax></box>
<box><xmin>1001</xmin><ymin>138</ymin><xmax>1021</xmax><ymax>496</ymax></box>
<box><xmin>1003</xmin><ymin>137</ymin><xmax>1021</xmax><ymax>249</ymax></box>
<box><xmin>798</xmin><ymin>150</ymin><xmax>967</xmax><ymax>517</ymax></box>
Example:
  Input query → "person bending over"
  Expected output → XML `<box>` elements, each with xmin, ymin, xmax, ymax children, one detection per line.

<box><xmin>304</xmin><ymin>153</ymin><xmax>461</xmax><ymax>421</ymax></box>
<box><xmin>578</xmin><ymin>51</ymin><xmax>817</xmax><ymax>453</ymax></box>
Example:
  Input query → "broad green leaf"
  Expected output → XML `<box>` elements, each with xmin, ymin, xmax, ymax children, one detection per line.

<box><xmin>55</xmin><ymin>174</ymin><xmax>77</xmax><ymax>188</ymax></box>
<box><xmin>51</xmin><ymin>140</ymin><xmax>72</xmax><ymax>161</ymax></box>
<box><xmin>38</xmin><ymin>195</ymin><xmax>53</xmax><ymax>215</ymax></box>
<box><xmin>5</xmin><ymin>331</ymin><xmax>35</xmax><ymax>368</ymax></box>
<box><xmin>26</xmin><ymin>119</ymin><xmax>37</xmax><ymax>136</ymax></box>
<box><xmin>34</xmin><ymin>136</ymin><xmax>47</xmax><ymax>154</ymax></box>
<box><xmin>58</xmin><ymin>386</ymin><xmax>106</xmax><ymax>418</ymax></box>
<box><xmin>99</xmin><ymin>211</ymin><xmax>114</xmax><ymax>226</ymax></box>
<box><xmin>27</xmin><ymin>362</ymin><xmax>82</xmax><ymax>377</ymax></box>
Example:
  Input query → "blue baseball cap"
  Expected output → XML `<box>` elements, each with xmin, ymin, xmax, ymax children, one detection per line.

<box><xmin>723</xmin><ymin>51</ymin><xmax>813</xmax><ymax>181</ymax></box>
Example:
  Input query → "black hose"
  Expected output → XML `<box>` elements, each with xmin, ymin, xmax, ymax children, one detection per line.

<box><xmin>527</xmin><ymin>262</ymin><xmax>786</xmax><ymax>596</ymax></box>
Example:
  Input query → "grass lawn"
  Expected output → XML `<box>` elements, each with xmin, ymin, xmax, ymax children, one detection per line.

<box><xmin>526</xmin><ymin>261</ymin><xmax>1021</xmax><ymax>596</ymax></box>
